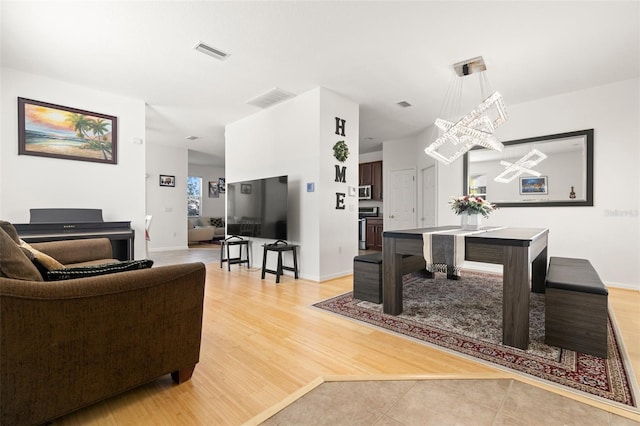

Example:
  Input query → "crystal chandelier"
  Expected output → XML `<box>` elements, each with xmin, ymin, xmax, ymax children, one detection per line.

<box><xmin>424</xmin><ymin>57</ymin><xmax>507</xmax><ymax>165</ymax></box>
<box><xmin>494</xmin><ymin>149</ymin><xmax>548</xmax><ymax>183</ymax></box>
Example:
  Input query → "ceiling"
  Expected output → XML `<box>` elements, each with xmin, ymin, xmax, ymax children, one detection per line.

<box><xmin>2</xmin><ymin>1</ymin><xmax>639</xmax><ymax>167</ymax></box>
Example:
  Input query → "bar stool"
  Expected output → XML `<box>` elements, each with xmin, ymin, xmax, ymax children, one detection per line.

<box><xmin>220</xmin><ymin>235</ymin><xmax>250</xmax><ymax>271</ymax></box>
<box><xmin>261</xmin><ymin>240</ymin><xmax>299</xmax><ymax>283</ymax></box>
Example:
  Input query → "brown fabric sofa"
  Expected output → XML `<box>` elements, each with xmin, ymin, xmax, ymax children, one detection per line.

<box><xmin>0</xmin><ymin>234</ymin><xmax>206</xmax><ymax>425</ymax></box>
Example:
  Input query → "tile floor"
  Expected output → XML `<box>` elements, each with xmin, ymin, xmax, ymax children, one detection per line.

<box><xmin>261</xmin><ymin>379</ymin><xmax>638</xmax><ymax>425</ymax></box>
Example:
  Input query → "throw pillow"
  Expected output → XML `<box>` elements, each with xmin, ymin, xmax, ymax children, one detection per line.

<box><xmin>0</xmin><ymin>220</ymin><xmax>20</xmax><ymax>243</ymax></box>
<box><xmin>20</xmin><ymin>240</ymin><xmax>65</xmax><ymax>271</ymax></box>
<box><xmin>45</xmin><ymin>259</ymin><xmax>154</xmax><ymax>281</ymax></box>
<box><xmin>211</xmin><ymin>217</ymin><xmax>225</xmax><ymax>227</ymax></box>
<box><xmin>0</xmin><ymin>228</ymin><xmax>44</xmax><ymax>281</ymax></box>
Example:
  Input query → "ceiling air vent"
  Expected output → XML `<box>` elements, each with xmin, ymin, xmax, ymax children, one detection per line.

<box><xmin>246</xmin><ymin>87</ymin><xmax>295</xmax><ymax>109</ymax></box>
<box><xmin>193</xmin><ymin>41</ymin><xmax>230</xmax><ymax>61</ymax></box>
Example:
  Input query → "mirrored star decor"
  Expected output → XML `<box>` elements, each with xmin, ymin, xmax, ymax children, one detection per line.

<box><xmin>424</xmin><ymin>57</ymin><xmax>508</xmax><ymax>165</ymax></box>
<box><xmin>494</xmin><ymin>149</ymin><xmax>548</xmax><ymax>183</ymax></box>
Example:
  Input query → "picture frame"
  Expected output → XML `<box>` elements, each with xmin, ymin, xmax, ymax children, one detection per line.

<box><xmin>159</xmin><ymin>175</ymin><xmax>175</xmax><ymax>187</ymax></box>
<box><xmin>241</xmin><ymin>183</ymin><xmax>252</xmax><ymax>194</ymax></box>
<box><xmin>520</xmin><ymin>176</ymin><xmax>548</xmax><ymax>195</ymax></box>
<box><xmin>18</xmin><ymin>97</ymin><xmax>117</xmax><ymax>164</ymax></box>
<box><xmin>208</xmin><ymin>181</ymin><xmax>219</xmax><ymax>198</ymax></box>
<box><xmin>218</xmin><ymin>177</ymin><xmax>226</xmax><ymax>193</ymax></box>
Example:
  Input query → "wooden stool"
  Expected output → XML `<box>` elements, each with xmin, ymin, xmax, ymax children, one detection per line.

<box><xmin>261</xmin><ymin>240</ymin><xmax>299</xmax><ymax>283</ymax></box>
<box><xmin>220</xmin><ymin>236</ymin><xmax>250</xmax><ymax>271</ymax></box>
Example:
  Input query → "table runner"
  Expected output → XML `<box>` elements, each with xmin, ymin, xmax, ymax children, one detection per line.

<box><xmin>422</xmin><ymin>228</ymin><xmax>488</xmax><ymax>278</ymax></box>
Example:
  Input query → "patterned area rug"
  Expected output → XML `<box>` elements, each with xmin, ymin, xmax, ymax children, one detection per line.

<box><xmin>313</xmin><ymin>271</ymin><xmax>637</xmax><ymax>408</ymax></box>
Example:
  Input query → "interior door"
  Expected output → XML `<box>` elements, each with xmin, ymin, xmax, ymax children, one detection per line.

<box><xmin>421</xmin><ymin>165</ymin><xmax>436</xmax><ymax>227</ymax></box>
<box><xmin>387</xmin><ymin>168</ymin><xmax>416</xmax><ymax>230</ymax></box>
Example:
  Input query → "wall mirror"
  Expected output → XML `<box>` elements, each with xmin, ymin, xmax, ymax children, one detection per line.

<box><xmin>463</xmin><ymin>129</ymin><xmax>593</xmax><ymax>207</ymax></box>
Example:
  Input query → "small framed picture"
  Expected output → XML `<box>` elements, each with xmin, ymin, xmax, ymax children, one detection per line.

<box><xmin>520</xmin><ymin>176</ymin><xmax>547</xmax><ymax>194</ymax></box>
<box><xmin>208</xmin><ymin>181</ymin><xmax>219</xmax><ymax>198</ymax></box>
<box><xmin>159</xmin><ymin>174</ymin><xmax>175</xmax><ymax>187</ymax></box>
<box><xmin>218</xmin><ymin>177</ymin><xmax>226</xmax><ymax>193</ymax></box>
<box><xmin>241</xmin><ymin>183</ymin><xmax>252</xmax><ymax>194</ymax></box>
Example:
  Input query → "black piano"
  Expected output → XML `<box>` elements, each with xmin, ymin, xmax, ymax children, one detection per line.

<box><xmin>14</xmin><ymin>208</ymin><xmax>135</xmax><ymax>261</ymax></box>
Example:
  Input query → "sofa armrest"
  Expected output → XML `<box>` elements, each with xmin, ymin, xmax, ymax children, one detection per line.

<box><xmin>0</xmin><ymin>262</ymin><xmax>206</xmax><ymax>426</ymax></box>
<box><xmin>30</xmin><ymin>238</ymin><xmax>114</xmax><ymax>265</ymax></box>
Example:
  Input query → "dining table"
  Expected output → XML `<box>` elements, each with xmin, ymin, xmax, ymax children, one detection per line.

<box><xmin>382</xmin><ymin>226</ymin><xmax>549</xmax><ymax>350</ymax></box>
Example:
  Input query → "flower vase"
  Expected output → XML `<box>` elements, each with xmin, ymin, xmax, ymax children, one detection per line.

<box><xmin>461</xmin><ymin>213</ymin><xmax>481</xmax><ymax>231</ymax></box>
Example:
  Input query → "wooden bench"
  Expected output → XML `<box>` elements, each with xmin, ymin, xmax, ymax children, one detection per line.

<box><xmin>545</xmin><ymin>257</ymin><xmax>608</xmax><ymax>358</ymax></box>
<box><xmin>353</xmin><ymin>253</ymin><xmax>424</xmax><ymax>303</ymax></box>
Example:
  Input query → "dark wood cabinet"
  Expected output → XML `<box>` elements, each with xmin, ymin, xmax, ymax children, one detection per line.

<box><xmin>359</xmin><ymin>161</ymin><xmax>383</xmax><ymax>200</ymax></box>
<box><xmin>359</xmin><ymin>162</ymin><xmax>372</xmax><ymax>187</ymax></box>
<box><xmin>365</xmin><ymin>217</ymin><xmax>383</xmax><ymax>251</ymax></box>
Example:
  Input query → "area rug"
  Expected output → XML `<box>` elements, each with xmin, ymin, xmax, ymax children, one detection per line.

<box><xmin>313</xmin><ymin>271</ymin><xmax>637</xmax><ymax>408</ymax></box>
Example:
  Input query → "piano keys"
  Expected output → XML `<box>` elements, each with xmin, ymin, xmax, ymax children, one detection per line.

<box><xmin>14</xmin><ymin>208</ymin><xmax>135</xmax><ymax>261</ymax></box>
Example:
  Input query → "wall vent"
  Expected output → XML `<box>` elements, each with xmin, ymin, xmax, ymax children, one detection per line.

<box><xmin>247</xmin><ymin>87</ymin><xmax>295</xmax><ymax>109</ymax></box>
<box><xmin>193</xmin><ymin>41</ymin><xmax>230</xmax><ymax>60</ymax></box>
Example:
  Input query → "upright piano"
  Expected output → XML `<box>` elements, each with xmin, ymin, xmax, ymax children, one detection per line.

<box><xmin>14</xmin><ymin>208</ymin><xmax>135</xmax><ymax>261</ymax></box>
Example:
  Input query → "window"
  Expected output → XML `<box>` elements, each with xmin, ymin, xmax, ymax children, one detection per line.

<box><xmin>187</xmin><ymin>176</ymin><xmax>202</xmax><ymax>217</ymax></box>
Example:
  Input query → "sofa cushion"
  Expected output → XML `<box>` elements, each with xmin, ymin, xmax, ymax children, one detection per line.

<box><xmin>0</xmin><ymin>228</ymin><xmax>44</xmax><ymax>281</ymax></box>
<box><xmin>20</xmin><ymin>240</ymin><xmax>65</xmax><ymax>271</ymax></box>
<box><xmin>45</xmin><ymin>259</ymin><xmax>154</xmax><ymax>281</ymax></box>
<box><xmin>211</xmin><ymin>217</ymin><xmax>225</xmax><ymax>227</ymax></box>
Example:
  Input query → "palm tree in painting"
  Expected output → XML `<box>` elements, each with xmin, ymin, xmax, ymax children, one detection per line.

<box><xmin>87</xmin><ymin>118</ymin><xmax>112</xmax><ymax>160</ymax></box>
<box><xmin>65</xmin><ymin>113</ymin><xmax>91</xmax><ymax>139</ymax></box>
<box><xmin>89</xmin><ymin>118</ymin><xmax>109</xmax><ymax>143</ymax></box>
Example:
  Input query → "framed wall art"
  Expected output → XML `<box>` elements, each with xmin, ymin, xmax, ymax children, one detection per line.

<box><xmin>18</xmin><ymin>97</ymin><xmax>117</xmax><ymax>164</ymax></box>
<box><xmin>208</xmin><ymin>181</ymin><xmax>219</xmax><ymax>198</ymax></box>
<box><xmin>520</xmin><ymin>176</ymin><xmax>548</xmax><ymax>195</ymax></box>
<box><xmin>159</xmin><ymin>175</ymin><xmax>175</xmax><ymax>187</ymax></box>
<box><xmin>241</xmin><ymin>183</ymin><xmax>252</xmax><ymax>194</ymax></box>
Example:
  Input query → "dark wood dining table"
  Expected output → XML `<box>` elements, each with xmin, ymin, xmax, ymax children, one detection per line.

<box><xmin>382</xmin><ymin>226</ymin><xmax>549</xmax><ymax>350</ymax></box>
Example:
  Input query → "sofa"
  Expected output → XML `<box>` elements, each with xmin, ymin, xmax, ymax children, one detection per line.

<box><xmin>188</xmin><ymin>216</ymin><xmax>225</xmax><ymax>243</ymax></box>
<box><xmin>0</xmin><ymin>221</ymin><xmax>206</xmax><ymax>425</ymax></box>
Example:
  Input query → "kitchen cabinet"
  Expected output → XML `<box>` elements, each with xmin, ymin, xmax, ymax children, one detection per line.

<box><xmin>359</xmin><ymin>161</ymin><xmax>383</xmax><ymax>200</ymax></box>
<box><xmin>365</xmin><ymin>217</ymin><xmax>383</xmax><ymax>251</ymax></box>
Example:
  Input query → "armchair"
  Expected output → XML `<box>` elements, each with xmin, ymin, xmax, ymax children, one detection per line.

<box><xmin>0</xmin><ymin>233</ymin><xmax>206</xmax><ymax>425</ymax></box>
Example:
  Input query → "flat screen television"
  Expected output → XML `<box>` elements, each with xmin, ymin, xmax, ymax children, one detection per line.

<box><xmin>226</xmin><ymin>175</ymin><xmax>288</xmax><ymax>240</ymax></box>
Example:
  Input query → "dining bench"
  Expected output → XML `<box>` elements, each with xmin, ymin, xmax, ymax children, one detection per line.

<box><xmin>544</xmin><ymin>257</ymin><xmax>608</xmax><ymax>358</ymax></box>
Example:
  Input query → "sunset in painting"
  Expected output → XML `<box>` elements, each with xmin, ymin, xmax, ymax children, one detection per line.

<box><xmin>20</xmin><ymin>99</ymin><xmax>115</xmax><ymax>163</ymax></box>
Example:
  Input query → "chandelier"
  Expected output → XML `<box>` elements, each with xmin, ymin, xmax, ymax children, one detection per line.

<box><xmin>424</xmin><ymin>57</ymin><xmax>507</xmax><ymax>165</ymax></box>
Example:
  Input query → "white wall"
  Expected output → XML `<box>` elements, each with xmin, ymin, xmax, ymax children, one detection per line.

<box><xmin>188</xmin><ymin>163</ymin><xmax>225</xmax><ymax>219</ymax></box>
<box><xmin>226</xmin><ymin>87</ymin><xmax>359</xmax><ymax>281</ymax></box>
<box><xmin>0</xmin><ymin>67</ymin><xmax>147</xmax><ymax>259</ymax></box>
<box><xmin>420</xmin><ymin>77</ymin><xmax>640</xmax><ymax>289</ymax></box>
<box><xmin>145</xmin><ymin>143</ymin><xmax>188</xmax><ymax>252</ymax></box>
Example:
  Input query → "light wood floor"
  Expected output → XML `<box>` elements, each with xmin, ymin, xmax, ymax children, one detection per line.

<box><xmin>55</xmin><ymin>245</ymin><xmax>640</xmax><ymax>425</ymax></box>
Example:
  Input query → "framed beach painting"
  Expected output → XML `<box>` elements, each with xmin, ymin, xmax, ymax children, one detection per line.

<box><xmin>18</xmin><ymin>97</ymin><xmax>117</xmax><ymax>164</ymax></box>
<box><xmin>520</xmin><ymin>176</ymin><xmax>548</xmax><ymax>195</ymax></box>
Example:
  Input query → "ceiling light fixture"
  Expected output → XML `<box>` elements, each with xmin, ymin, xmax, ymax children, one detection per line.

<box><xmin>186</xmin><ymin>136</ymin><xmax>199</xmax><ymax>141</ymax></box>
<box><xmin>494</xmin><ymin>149</ymin><xmax>547</xmax><ymax>183</ymax></box>
<box><xmin>193</xmin><ymin>41</ymin><xmax>230</xmax><ymax>61</ymax></box>
<box><xmin>397</xmin><ymin>100</ymin><xmax>413</xmax><ymax>108</ymax></box>
<box><xmin>424</xmin><ymin>56</ymin><xmax>508</xmax><ymax>165</ymax></box>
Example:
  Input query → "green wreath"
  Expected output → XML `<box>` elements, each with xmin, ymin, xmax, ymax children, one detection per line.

<box><xmin>333</xmin><ymin>140</ymin><xmax>349</xmax><ymax>162</ymax></box>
